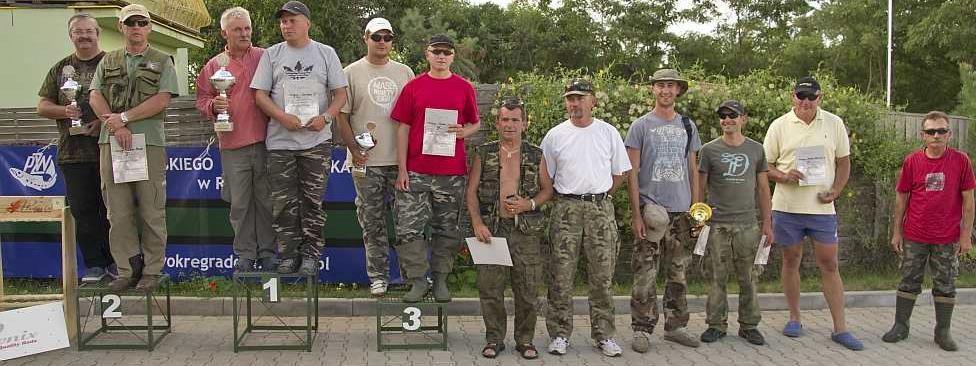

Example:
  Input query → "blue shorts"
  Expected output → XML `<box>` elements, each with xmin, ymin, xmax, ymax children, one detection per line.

<box><xmin>772</xmin><ymin>211</ymin><xmax>839</xmax><ymax>246</ymax></box>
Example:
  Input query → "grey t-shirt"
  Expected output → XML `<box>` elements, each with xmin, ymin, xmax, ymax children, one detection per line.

<box><xmin>699</xmin><ymin>137</ymin><xmax>768</xmax><ymax>224</ymax></box>
<box><xmin>625</xmin><ymin>111</ymin><xmax>702</xmax><ymax>212</ymax></box>
<box><xmin>251</xmin><ymin>40</ymin><xmax>348</xmax><ymax>150</ymax></box>
<box><xmin>340</xmin><ymin>57</ymin><xmax>415</xmax><ymax>167</ymax></box>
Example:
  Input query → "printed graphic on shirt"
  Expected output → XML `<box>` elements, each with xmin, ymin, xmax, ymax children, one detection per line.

<box><xmin>720</xmin><ymin>153</ymin><xmax>750</xmax><ymax>183</ymax></box>
<box><xmin>367</xmin><ymin>76</ymin><xmax>397</xmax><ymax>111</ymax></box>
<box><xmin>650</xmin><ymin>124</ymin><xmax>687</xmax><ymax>182</ymax></box>
<box><xmin>925</xmin><ymin>172</ymin><xmax>945</xmax><ymax>191</ymax></box>
<box><xmin>283</xmin><ymin>60</ymin><xmax>313</xmax><ymax>80</ymax></box>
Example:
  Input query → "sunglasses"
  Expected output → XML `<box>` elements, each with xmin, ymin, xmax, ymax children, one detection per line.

<box><xmin>795</xmin><ymin>91</ymin><xmax>819</xmax><ymax>101</ymax></box>
<box><xmin>369</xmin><ymin>33</ymin><xmax>394</xmax><ymax>42</ymax></box>
<box><xmin>123</xmin><ymin>19</ymin><xmax>150</xmax><ymax>28</ymax></box>
<box><xmin>923</xmin><ymin>128</ymin><xmax>950</xmax><ymax>136</ymax></box>
<box><xmin>428</xmin><ymin>48</ymin><xmax>454</xmax><ymax>56</ymax></box>
<box><xmin>718</xmin><ymin>111</ymin><xmax>739</xmax><ymax>120</ymax></box>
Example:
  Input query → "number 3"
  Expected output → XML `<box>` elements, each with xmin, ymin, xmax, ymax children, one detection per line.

<box><xmin>402</xmin><ymin>306</ymin><xmax>422</xmax><ymax>331</ymax></box>
<box><xmin>102</xmin><ymin>294</ymin><xmax>122</xmax><ymax>319</ymax></box>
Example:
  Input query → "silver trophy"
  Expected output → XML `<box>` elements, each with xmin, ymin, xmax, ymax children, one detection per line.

<box><xmin>209</xmin><ymin>66</ymin><xmax>236</xmax><ymax>132</ymax></box>
<box><xmin>351</xmin><ymin>121</ymin><xmax>377</xmax><ymax>177</ymax></box>
<box><xmin>60</xmin><ymin>66</ymin><xmax>85</xmax><ymax>135</ymax></box>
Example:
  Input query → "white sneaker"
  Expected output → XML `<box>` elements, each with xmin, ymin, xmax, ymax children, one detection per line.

<box><xmin>548</xmin><ymin>336</ymin><xmax>569</xmax><ymax>355</ymax></box>
<box><xmin>597</xmin><ymin>338</ymin><xmax>623</xmax><ymax>357</ymax></box>
<box><xmin>370</xmin><ymin>280</ymin><xmax>388</xmax><ymax>296</ymax></box>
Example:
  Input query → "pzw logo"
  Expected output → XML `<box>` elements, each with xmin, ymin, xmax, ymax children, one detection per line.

<box><xmin>9</xmin><ymin>151</ymin><xmax>58</xmax><ymax>191</ymax></box>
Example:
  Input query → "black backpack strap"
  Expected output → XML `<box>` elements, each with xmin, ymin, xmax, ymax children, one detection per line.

<box><xmin>681</xmin><ymin>115</ymin><xmax>693</xmax><ymax>156</ymax></box>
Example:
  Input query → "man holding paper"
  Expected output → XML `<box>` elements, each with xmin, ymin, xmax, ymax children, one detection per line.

<box><xmin>542</xmin><ymin>79</ymin><xmax>631</xmax><ymax>357</ymax></box>
<box><xmin>696</xmin><ymin>100</ymin><xmax>772</xmax><ymax>346</ymax></box>
<box><xmin>88</xmin><ymin>4</ymin><xmax>179</xmax><ymax>292</ymax></box>
<box><xmin>465</xmin><ymin>97</ymin><xmax>553</xmax><ymax>359</ymax></box>
<box><xmin>390</xmin><ymin>35</ymin><xmax>480</xmax><ymax>303</ymax></box>
<box><xmin>763</xmin><ymin>76</ymin><xmax>861</xmax><ymax>350</ymax></box>
<box><xmin>252</xmin><ymin>1</ymin><xmax>348</xmax><ymax>275</ymax></box>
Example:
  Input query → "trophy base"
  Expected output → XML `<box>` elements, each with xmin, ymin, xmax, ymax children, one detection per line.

<box><xmin>214</xmin><ymin>122</ymin><xmax>234</xmax><ymax>132</ymax></box>
<box><xmin>68</xmin><ymin>125</ymin><xmax>87</xmax><ymax>135</ymax></box>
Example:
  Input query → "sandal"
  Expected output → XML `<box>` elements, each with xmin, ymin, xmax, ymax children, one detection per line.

<box><xmin>516</xmin><ymin>343</ymin><xmax>539</xmax><ymax>360</ymax></box>
<box><xmin>482</xmin><ymin>342</ymin><xmax>505</xmax><ymax>358</ymax></box>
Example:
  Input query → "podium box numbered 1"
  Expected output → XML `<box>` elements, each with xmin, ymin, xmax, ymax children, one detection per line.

<box><xmin>74</xmin><ymin>274</ymin><xmax>172</xmax><ymax>351</ymax></box>
<box><xmin>231</xmin><ymin>272</ymin><xmax>319</xmax><ymax>352</ymax></box>
<box><xmin>376</xmin><ymin>293</ymin><xmax>448</xmax><ymax>351</ymax></box>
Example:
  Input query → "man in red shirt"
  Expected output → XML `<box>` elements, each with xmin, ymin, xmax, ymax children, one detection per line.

<box><xmin>391</xmin><ymin>35</ymin><xmax>481</xmax><ymax>303</ymax></box>
<box><xmin>885</xmin><ymin>111</ymin><xmax>975</xmax><ymax>351</ymax></box>
<box><xmin>195</xmin><ymin>7</ymin><xmax>274</xmax><ymax>272</ymax></box>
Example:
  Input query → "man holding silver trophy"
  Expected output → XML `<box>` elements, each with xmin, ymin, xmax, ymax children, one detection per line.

<box><xmin>195</xmin><ymin>7</ymin><xmax>276</xmax><ymax>272</ymax></box>
<box><xmin>335</xmin><ymin>17</ymin><xmax>415</xmax><ymax>296</ymax></box>
<box><xmin>252</xmin><ymin>1</ymin><xmax>348</xmax><ymax>275</ymax></box>
<box><xmin>36</xmin><ymin>13</ymin><xmax>114</xmax><ymax>283</ymax></box>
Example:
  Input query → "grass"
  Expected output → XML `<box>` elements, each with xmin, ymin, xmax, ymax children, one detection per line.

<box><xmin>4</xmin><ymin>269</ymin><xmax>976</xmax><ymax>298</ymax></box>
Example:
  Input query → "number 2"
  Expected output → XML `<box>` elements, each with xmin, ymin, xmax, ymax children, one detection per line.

<box><xmin>102</xmin><ymin>294</ymin><xmax>122</xmax><ymax>319</ymax></box>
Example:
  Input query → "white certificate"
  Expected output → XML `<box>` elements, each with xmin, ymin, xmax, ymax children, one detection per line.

<box><xmin>283</xmin><ymin>79</ymin><xmax>320</xmax><ymax>127</ymax></box>
<box><xmin>422</xmin><ymin>108</ymin><xmax>458</xmax><ymax>156</ymax></box>
<box><xmin>795</xmin><ymin>145</ymin><xmax>828</xmax><ymax>186</ymax></box>
<box><xmin>754</xmin><ymin>235</ymin><xmax>771</xmax><ymax>265</ymax></box>
<box><xmin>111</xmin><ymin>133</ymin><xmax>149</xmax><ymax>183</ymax></box>
<box><xmin>465</xmin><ymin>237</ymin><xmax>513</xmax><ymax>266</ymax></box>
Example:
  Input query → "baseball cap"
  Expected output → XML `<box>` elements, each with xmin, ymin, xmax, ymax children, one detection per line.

<box><xmin>716</xmin><ymin>100</ymin><xmax>746</xmax><ymax>115</ymax></box>
<box><xmin>642</xmin><ymin>203</ymin><xmax>669</xmax><ymax>242</ymax></box>
<box><xmin>794</xmin><ymin>76</ymin><xmax>821</xmax><ymax>93</ymax></box>
<box><xmin>276</xmin><ymin>1</ymin><xmax>311</xmax><ymax>20</ymax></box>
<box><xmin>365</xmin><ymin>18</ymin><xmax>393</xmax><ymax>35</ymax></box>
<box><xmin>563</xmin><ymin>79</ymin><xmax>594</xmax><ymax>97</ymax></box>
<box><xmin>119</xmin><ymin>4</ymin><xmax>150</xmax><ymax>22</ymax></box>
<box><xmin>427</xmin><ymin>34</ymin><xmax>454</xmax><ymax>49</ymax></box>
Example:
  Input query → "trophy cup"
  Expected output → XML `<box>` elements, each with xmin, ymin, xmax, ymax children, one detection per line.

<box><xmin>60</xmin><ymin>66</ymin><xmax>86</xmax><ymax>136</ymax></box>
<box><xmin>209</xmin><ymin>66</ymin><xmax>236</xmax><ymax>132</ymax></box>
<box><xmin>351</xmin><ymin>121</ymin><xmax>377</xmax><ymax>178</ymax></box>
<box><xmin>688</xmin><ymin>202</ymin><xmax>712</xmax><ymax>238</ymax></box>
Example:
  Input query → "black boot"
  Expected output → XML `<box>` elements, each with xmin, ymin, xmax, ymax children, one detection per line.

<box><xmin>432</xmin><ymin>272</ymin><xmax>451</xmax><ymax>303</ymax></box>
<box><xmin>934</xmin><ymin>300</ymin><xmax>958</xmax><ymax>351</ymax></box>
<box><xmin>882</xmin><ymin>294</ymin><xmax>915</xmax><ymax>342</ymax></box>
<box><xmin>402</xmin><ymin>277</ymin><xmax>430</xmax><ymax>303</ymax></box>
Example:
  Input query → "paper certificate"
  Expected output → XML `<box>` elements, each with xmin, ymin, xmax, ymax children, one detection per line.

<box><xmin>754</xmin><ymin>235</ymin><xmax>771</xmax><ymax>265</ymax></box>
<box><xmin>110</xmin><ymin>133</ymin><xmax>149</xmax><ymax>183</ymax></box>
<box><xmin>422</xmin><ymin>108</ymin><xmax>458</xmax><ymax>156</ymax></box>
<box><xmin>465</xmin><ymin>237</ymin><xmax>513</xmax><ymax>266</ymax></box>
<box><xmin>795</xmin><ymin>145</ymin><xmax>828</xmax><ymax>186</ymax></box>
<box><xmin>283</xmin><ymin>79</ymin><xmax>320</xmax><ymax>127</ymax></box>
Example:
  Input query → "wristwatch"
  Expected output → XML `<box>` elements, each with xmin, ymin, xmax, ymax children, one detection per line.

<box><xmin>120</xmin><ymin>112</ymin><xmax>130</xmax><ymax>125</ymax></box>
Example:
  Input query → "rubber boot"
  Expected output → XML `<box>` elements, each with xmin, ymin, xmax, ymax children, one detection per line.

<box><xmin>934</xmin><ymin>300</ymin><xmax>958</xmax><ymax>351</ymax></box>
<box><xmin>402</xmin><ymin>277</ymin><xmax>430</xmax><ymax>303</ymax></box>
<box><xmin>882</xmin><ymin>295</ymin><xmax>915</xmax><ymax>342</ymax></box>
<box><xmin>432</xmin><ymin>272</ymin><xmax>451</xmax><ymax>303</ymax></box>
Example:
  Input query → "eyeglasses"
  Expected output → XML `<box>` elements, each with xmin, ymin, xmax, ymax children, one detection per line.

<box><xmin>123</xmin><ymin>19</ymin><xmax>150</xmax><ymax>28</ymax></box>
<box><xmin>498</xmin><ymin>96</ymin><xmax>524</xmax><ymax>109</ymax></box>
<box><xmin>923</xmin><ymin>128</ymin><xmax>950</xmax><ymax>136</ymax></box>
<box><xmin>795</xmin><ymin>91</ymin><xmax>819</xmax><ymax>101</ymax></box>
<box><xmin>718</xmin><ymin>111</ymin><xmax>739</xmax><ymax>120</ymax></box>
<box><xmin>428</xmin><ymin>48</ymin><xmax>454</xmax><ymax>56</ymax></box>
<box><xmin>369</xmin><ymin>33</ymin><xmax>393</xmax><ymax>42</ymax></box>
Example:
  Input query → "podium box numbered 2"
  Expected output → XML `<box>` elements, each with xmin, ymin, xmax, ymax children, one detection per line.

<box><xmin>231</xmin><ymin>272</ymin><xmax>319</xmax><ymax>352</ymax></box>
<box><xmin>376</xmin><ymin>292</ymin><xmax>448</xmax><ymax>351</ymax></box>
<box><xmin>74</xmin><ymin>274</ymin><xmax>172</xmax><ymax>351</ymax></box>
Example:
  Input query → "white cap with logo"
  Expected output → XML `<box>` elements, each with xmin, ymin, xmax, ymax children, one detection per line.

<box><xmin>364</xmin><ymin>18</ymin><xmax>393</xmax><ymax>35</ymax></box>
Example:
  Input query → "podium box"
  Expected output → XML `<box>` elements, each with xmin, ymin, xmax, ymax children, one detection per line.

<box><xmin>375</xmin><ymin>292</ymin><xmax>448</xmax><ymax>351</ymax></box>
<box><xmin>231</xmin><ymin>272</ymin><xmax>319</xmax><ymax>352</ymax></box>
<box><xmin>74</xmin><ymin>274</ymin><xmax>172</xmax><ymax>351</ymax></box>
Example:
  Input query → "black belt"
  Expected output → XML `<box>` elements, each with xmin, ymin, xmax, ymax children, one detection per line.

<box><xmin>558</xmin><ymin>192</ymin><xmax>609</xmax><ymax>202</ymax></box>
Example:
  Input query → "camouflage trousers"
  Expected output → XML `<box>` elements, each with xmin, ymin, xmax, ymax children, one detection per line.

<box><xmin>394</xmin><ymin>172</ymin><xmax>464</xmax><ymax>280</ymax></box>
<box><xmin>546</xmin><ymin>197</ymin><xmax>619</xmax><ymax>342</ymax></box>
<box><xmin>268</xmin><ymin>142</ymin><xmax>331</xmax><ymax>260</ymax></box>
<box><xmin>476</xmin><ymin>217</ymin><xmax>542</xmax><ymax>345</ymax></box>
<box><xmin>703</xmin><ymin>222</ymin><xmax>762</xmax><ymax>331</ymax></box>
<box><xmin>897</xmin><ymin>240</ymin><xmax>959</xmax><ymax>301</ymax></box>
<box><xmin>352</xmin><ymin>165</ymin><xmax>398</xmax><ymax>283</ymax></box>
<box><xmin>631</xmin><ymin>212</ymin><xmax>691</xmax><ymax>333</ymax></box>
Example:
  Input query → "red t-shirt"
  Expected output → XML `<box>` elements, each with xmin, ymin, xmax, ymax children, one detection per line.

<box><xmin>390</xmin><ymin>73</ymin><xmax>479</xmax><ymax>176</ymax></box>
<box><xmin>896</xmin><ymin>148</ymin><xmax>976</xmax><ymax>244</ymax></box>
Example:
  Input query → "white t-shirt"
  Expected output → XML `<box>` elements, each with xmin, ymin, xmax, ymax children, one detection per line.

<box><xmin>541</xmin><ymin>118</ymin><xmax>632</xmax><ymax>194</ymax></box>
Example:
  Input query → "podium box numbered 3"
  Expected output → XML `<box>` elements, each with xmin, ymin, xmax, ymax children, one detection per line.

<box><xmin>231</xmin><ymin>272</ymin><xmax>319</xmax><ymax>352</ymax></box>
<box><xmin>74</xmin><ymin>274</ymin><xmax>172</xmax><ymax>351</ymax></box>
<box><xmin>376</xmin><ymin>293</ymin><xmax>448</xmax><ymax>351</ymax></box>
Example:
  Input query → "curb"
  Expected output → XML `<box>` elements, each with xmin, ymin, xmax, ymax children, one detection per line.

<box><xmin>128</xmin><ymin>288</ymin><xmax>976</xmax><ymax>317</ymax></box>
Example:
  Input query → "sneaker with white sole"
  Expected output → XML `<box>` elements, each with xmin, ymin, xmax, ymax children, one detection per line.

<box><xmin>548</xmin><ymin>336</ymin><xmax>569</xmax><ymax>355</ymax></box>
<box><xmin>81</xmin><ymin>266</ymin><xmax>108</xmax><ymax>283</ymax></box>
<box><xmin>597</xmin><ymin>338</ymin><xmax>623</xmax><ymax>357</ymax></box>
<box><xmin>370</xmin><ymin>280</ymin><xmax>388</xmax><ymax>297</ymax></box>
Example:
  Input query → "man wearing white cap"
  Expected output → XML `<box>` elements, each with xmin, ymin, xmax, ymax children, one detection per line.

<box><xmin>336</xmin><ymin>17</ymin><xmax>414</xmax><ymax>296</ymax></box>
